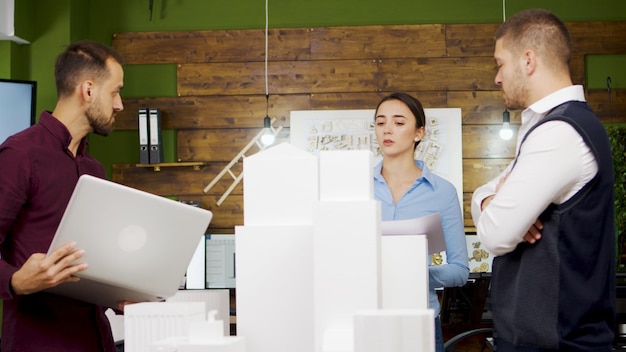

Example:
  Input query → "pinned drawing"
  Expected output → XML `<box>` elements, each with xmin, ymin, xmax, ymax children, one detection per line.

<box><xmin>290</xmin><ymin>108</ymin><xmax>463</xmax><ymax>212</ymax></box>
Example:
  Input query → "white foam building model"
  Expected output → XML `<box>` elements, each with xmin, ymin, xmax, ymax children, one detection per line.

<box><xmin>236</xmin><ymin>143</ymin><xmax>434</xmax><ymax>352</ymax></box>
<box><xmin>150</xmin><ymin>309</ymin><xmax>246</xmax><ymax>352</ymax></box>
<box><xmin>123</xmin><ymin>290</ymin><xmax>238</xmax><ymax>352</ymax></box>
<box><xmin>124</xmin><ymin>143</ymin><xmax>433</xmax><ymax>352</ymax></box>
<box><xmin>124</xmin><ymin>301</ymin><xmax>206</xmax><ymax>352</ymax></box>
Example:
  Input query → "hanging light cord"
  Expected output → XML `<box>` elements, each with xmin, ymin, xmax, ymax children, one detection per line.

<box><xmin>607</xmin><ymin>76</ymin><xmax>615</xmax><ymax>122</ymax></box>
<box><xmin>502</xmin><ymin>0</ymin><xmax>506</xmax><ymax>22</ymax></box>
<box><xmin>265</xmin><ymin>0</ymin><xmax>269</xmax><ymax>104</ymax></box>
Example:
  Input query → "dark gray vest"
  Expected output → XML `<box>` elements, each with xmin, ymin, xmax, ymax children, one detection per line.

<box><xmin>490</xmin><ymin>101</ymin><xmax>616</xmax><ymax>351</ymax></box>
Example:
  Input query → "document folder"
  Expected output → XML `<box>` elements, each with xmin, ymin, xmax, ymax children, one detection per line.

<box><xmin>138</xmin><ymin>108</ymin><xmax>150</xmax><ymax>164</ymax></box>
<box><xmin>148</xmin><ymin>108</ymin><xmax>163</xmax><ymax>164</ymax></box>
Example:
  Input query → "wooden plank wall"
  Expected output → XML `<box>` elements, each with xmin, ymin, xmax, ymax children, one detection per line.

<box><xmin>110</xmin><ymin>22</ymin><xmax>626</xmax><ymax>232</ymax></box>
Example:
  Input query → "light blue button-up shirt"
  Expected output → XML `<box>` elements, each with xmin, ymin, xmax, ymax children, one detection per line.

<box><xmin>374</xmin><ymin>159</ymin><xmax>470</xmax><ymax>316</ymax></box>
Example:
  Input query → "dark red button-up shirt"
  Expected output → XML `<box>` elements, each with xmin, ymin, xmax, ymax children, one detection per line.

<box><xmin>0</xmin><ymin>111</ymin><xmax>115</xmax><ymax>352</ymax></box>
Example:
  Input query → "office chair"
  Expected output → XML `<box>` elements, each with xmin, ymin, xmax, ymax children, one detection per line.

<box><xmin>440</xmin><ymin>272</ymin><xmax>493</xmax><ymax>352</ymax></box>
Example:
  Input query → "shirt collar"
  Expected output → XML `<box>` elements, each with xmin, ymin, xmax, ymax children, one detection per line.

<box><xmin>374</xmin><ymin>159</ymin><xmax>437</xmax><ymax>191</ymax></box>
<box><xmin>522</xmin><ymin>85</ymin><xmax>586</xmax><ymax>123</ymax></box>
<box><xmin>39</xmin><ymin>111</ymin><xmax>88</xmax><ymax>156</ymax></box>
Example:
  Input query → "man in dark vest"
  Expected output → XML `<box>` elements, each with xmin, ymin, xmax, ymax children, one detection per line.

<box><xmin>471</xmin><ymin>8</ymin><xmax>615</xmax><ymax>352</ymax></box>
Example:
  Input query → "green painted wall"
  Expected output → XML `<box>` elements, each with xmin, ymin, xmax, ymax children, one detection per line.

<box><xmin>0</xmin><ymin>42</ymin><xmax>11</xmax><ymax>78</ymax></box>
<box><xmin>30</xmin><ymin>0</ymin><xmax>73</xmax><ymax>115</ymax></box>
<box><xmin>4</xmin><ymin>0</ymin><xmax>626</xmax><ymax>178</ymax></box>
<box><xmin>86</xmin><ymin>0</ymin><xmax>626</xmax><ymax>38</ymax></box>
<box><xmin>587</xmin><ymin>55</ymin><xmax>626</xmax><ymax>90</ymax></box>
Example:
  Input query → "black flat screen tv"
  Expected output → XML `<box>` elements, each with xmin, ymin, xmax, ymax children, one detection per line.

<box><xmin>0</xmin><ymin>78</ymin><xmax>37</xmax><ymax>145</ymax></box>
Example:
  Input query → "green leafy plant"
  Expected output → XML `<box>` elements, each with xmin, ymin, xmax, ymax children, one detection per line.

<box><xmin>607</xmin><ymin>125</ymin><xmax>626</xmax><ymax>271</ymax></box>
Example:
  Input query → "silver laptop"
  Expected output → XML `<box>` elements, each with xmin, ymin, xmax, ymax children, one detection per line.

<box><xmin>45</xmin><ymin>174</ymin><xmax>213</xmax><ymax>308</ymax></box>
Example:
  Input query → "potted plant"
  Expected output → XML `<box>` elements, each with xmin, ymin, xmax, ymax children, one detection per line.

<box><xmin>607</xmin><ymin>125</ymin><xmax>626</xmax><ymax>271</ymax></box>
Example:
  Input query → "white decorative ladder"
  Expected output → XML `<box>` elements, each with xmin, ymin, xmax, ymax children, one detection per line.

<box><xmin>203</xmin><ymin>118</ymin><xmax>282</xmax><ymax>206</ymax></box>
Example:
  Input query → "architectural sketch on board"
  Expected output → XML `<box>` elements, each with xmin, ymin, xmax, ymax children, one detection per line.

<box><xmin>290</xmin><ymin>108</ymin><xmax>463</xmax><ymax>212</ymax></box>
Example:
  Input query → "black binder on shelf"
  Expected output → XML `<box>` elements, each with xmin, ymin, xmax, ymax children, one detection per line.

<box><xmin>148</xmin><ymin>108</ymin><xmax>163</xmax><ymax>164</ymax></box>
<box><xmin>138</xmin><ymin>108</ymin><xmax>150</xmax><ymax>164</ymax></box>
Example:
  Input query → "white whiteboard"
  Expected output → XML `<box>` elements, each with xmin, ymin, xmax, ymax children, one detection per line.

<box><xmin>289</xmin><ymin>108</ymin><xmax>463</xmax><ymax>213</ymax></box>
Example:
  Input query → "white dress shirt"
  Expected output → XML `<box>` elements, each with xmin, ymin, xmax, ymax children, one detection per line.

<box><xmin>471</xmin><ymin>85</ymin><xmax>598</xmax><ymax>256</ymax></box>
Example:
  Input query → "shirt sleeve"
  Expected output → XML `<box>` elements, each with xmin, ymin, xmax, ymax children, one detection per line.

<box><xmin>470</xmin><ymin>162</ymin><xmax>513</xmax><ymax>226</ymax></box>
<box><xmin>429</xmin><ymin>186</ymin><xmax>469</xmax><ymax>289</ymax></box>
<box><xmin>0</xmin><ymin>144</ymin><xmax>32</xmax><ymax>299</ymax></box>
<box><xmin>475</xmin><ymin>121</ymin><xmax>591</xmax><ymax>256</ymax></box>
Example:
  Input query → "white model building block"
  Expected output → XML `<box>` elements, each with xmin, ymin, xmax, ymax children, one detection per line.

<box><xmin>150</xmin><ymin>310</ymin><xmax>247</xmax><ymax>352</ymax></box>
<box><xmin>243</xmin><ymin>142</ymin><xmax>318</xmax><ymax>226</ymax></box>
<box><xmin>322</xmin><ymin>327</ymin><xmax>354</xmax><ymax>352</ymax></box>
<box><xmin>235</xmin><ymin>225</ymin><xmax>315</xmax><ymax>352</ymax></box>
<box><xmin>151</xmin><ymin>336</ymin><xmax>246</xmax><ymax>352</ymax></box>
<box><xmin>319</xmin><ymin>150</ymin><xmax>373</xmax><ymax>201</ymax></box>
<box><xmin>167</xmin><ymin>289</ymin><xmax>231</xmax><ymax>336</ymax></box>
<box><xmin>124</xmin><ymin>302</ymin><xmax>206</xmax><ymax>352</ymax></box>
<box><xmin>184</xmin><ymin>236</ymin><xmax>207</xmax><ymax>289</ymax></box>
<box><xmin>381</xmin><ymin>234</ymin><xmax>429</xmax><ymax>309</ymax></box>
<box><xmin>105</xmin><ymin>308</ymin><xmax>125</xmax><ymax>345</ymax></box>
<box><xmin>313</xmin><ymin>200</ymin><xmax>381</xmax><ymax>352</ymax></box>
<box><xmin>353</xmin><ymin>309</ymin><xmax>435</xmax><ymax>352</ymax></box>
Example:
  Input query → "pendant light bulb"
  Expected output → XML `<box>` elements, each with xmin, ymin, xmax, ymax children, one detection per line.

<box><xmin>261</xmin><ymin>115</ymin><xmax>275</xmax><ymax>146</ymax></box>
<box><xmin>499</xmin><ymin>109</ymin><xmax>513</xmax><ymax>140</ymax></box>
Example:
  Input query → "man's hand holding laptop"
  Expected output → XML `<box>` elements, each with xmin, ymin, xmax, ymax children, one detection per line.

<box><xmin>10</xmin><ymin>241</ymin><xmax>87</xmax><ymax>295</ymax></box>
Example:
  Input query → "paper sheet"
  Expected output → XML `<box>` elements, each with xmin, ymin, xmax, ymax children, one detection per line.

<box><xmin>381</xmin><ymin>213</ymin><xmax>445</xmax><ymax>254</ymax></box>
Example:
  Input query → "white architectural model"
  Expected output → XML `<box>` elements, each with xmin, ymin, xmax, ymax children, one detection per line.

<box><xmin>236</xmin><ymin>143</ymin><xmax>434</xmax><ymax>352</ymax></box>
<box><xmin>123</xmin><ymin>143</ymin><xmax>434</xmax><ymax>352</ymax></box>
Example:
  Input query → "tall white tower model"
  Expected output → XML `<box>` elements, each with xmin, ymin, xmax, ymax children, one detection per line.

<box><xmin>236</xmin><ymin>143</ymin><xmax>434</xmax><ymax>352</ymax></box>
<box><xmin>236</xmin><ymin>143</ymin><xmax>318</xmax><ymax>352</ymax></box>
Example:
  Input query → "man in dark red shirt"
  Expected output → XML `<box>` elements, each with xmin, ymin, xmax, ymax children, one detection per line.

<box><xmin>0</xmin><ymin>40</ymin><xmax>124</xmax><ymax>352</ymax></box>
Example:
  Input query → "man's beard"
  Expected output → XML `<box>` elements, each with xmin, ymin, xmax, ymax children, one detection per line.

<box><xmin>502</xmin><ymin>67</ymin><xmax>528</xmax><ymax>111</ymax></box>
<box><xmin>86</xmin><ymin>101</ymin><xmax>114</xmax><ymax>136</ymax></box>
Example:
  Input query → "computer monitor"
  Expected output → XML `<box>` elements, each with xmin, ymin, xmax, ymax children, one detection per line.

<box><xmin>0</xmin><ymin>78</ymin><xmax>37</xmax><ymax>145</ymax></box>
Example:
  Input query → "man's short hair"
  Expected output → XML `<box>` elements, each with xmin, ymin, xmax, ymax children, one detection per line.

<box><xmin>54</xmin><ymin>40</ymin><xmax>124</xmax><ymax>98</ymax></box>
<box><xmin>495</xmin><ymin>9</ymin><xmax>572</xmax><ymax>72</ymax></box>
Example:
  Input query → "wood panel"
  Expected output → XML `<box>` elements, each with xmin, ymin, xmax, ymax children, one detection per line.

<box><xmin>445</xmin><ymin>22</ymin><xmax>626</xmax><ymax>85</ymax></box>
<box><xmin>448</xmin><ymin>90</ymin><xmax>521</xmax><ymax>125</ymax></box>
<box><xmin>311</xmin><ymin>25</ymin><xmax>445</xmax><ymax>60</ymax></box>
<box><xmin>567</xmin><ymin>22</ymin><xmax>626</xmax><ymax>56</ymax></box>
<box><xmin>114</xmin><ymin>88</ymin><xmax>626</xmax><ymax>132</ymax></box>
<box><xmin>115</xmin><ymin>94</ymin><xmax>311</xmax><ymax>130</ymax></box>
<box><xmin>445</xmin><ymin>23</ymin><xmax>500</xmax><ymax>57</ymax></box>
<box><xmin>463</xmin><ymin>193</ymin><xmax>477</xmax><ymax>228</ymax></box>
<box><xmin>462</xmin><ymin>125</ymin><xmax>517</xmax><ymax>159</ymax></box>
<box><xmin>112</xmin><ymin>28</ymin><xmax>310</xmax><ymax>64</ymax></box>
<box><xmin>177</xmin><ymin>128</ymin><xmax>263</xmax><ymax>162</ymax></box>
<box><xmin>463</xmin><ymin>158</ymin><xmax>512</xmax><ymax>192</ymax></box>
<box><xmin>110</xmin><ymin>21</ymin><xmax>626</xmax><ymax>233</ymax></box>
<box><xmin>586</xmin><ymin>89</ymin><xmax>626</xmax><ymax>122</ymax></box>
<box><xmin>112</xmin><ymin>163</ymin><xmax>243</xmax><ymax>196</ymax></box>
<box><xmin>378</xmin><ymin>57</ymin><xmax>499</xmax><ymax>91</ymax></box>
<box><xmin>309</xmin><ymin>91</ymin><xmax>447</xmax><ymax>110</ymax></box>
<box><xmin>175</xmin><ymin>125</ymin><xmax>520</xmax><ymax>181</ymax></box>
<box><xmin>179</xmin><ymin>195</ymin><xmax>244</xmax><ymax>231</ymax></box>
<box><xmin>177</xmin><ymin>60</ymin><xmax>379</xmax><ymax>96</ymax></box>
<box><xmin>570</xmin><ymin>56</ymin><xmax>585</xmax><ymax>86</ymax></box>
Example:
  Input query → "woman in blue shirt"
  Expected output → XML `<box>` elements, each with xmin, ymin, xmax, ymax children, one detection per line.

<box><xmin>373</xmin><ymin>92</ymin><xmax>469</xmax><ymax>352</ymax></box>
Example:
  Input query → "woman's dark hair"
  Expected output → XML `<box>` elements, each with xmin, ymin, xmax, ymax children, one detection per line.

<box><xmin>375</xmin><ymin>92</ymin><xmax>426</xmax><ymax>149</ymax></box>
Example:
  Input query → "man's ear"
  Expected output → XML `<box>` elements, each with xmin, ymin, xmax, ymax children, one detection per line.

<box><xmin>81</xmin><ymin>81</ymin><xmax>94</xmax><ymax>102</ymax></box>
<box><xmin>523</xmin><ymin>50</ymin><xmax>537</xmax><ymax>75</ymax></box>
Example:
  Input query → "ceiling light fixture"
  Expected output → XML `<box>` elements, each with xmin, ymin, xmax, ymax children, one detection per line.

<box><xmin>499</xmin><ymin>109</ymin><xmax>513</xmax><ymax>140</ymax></box>
<box><xmin>497</xmin><ymin>0</ymin><xmax>513</xmax><ymax>141</ymax></box>
<box><xmin>260</xmin><ymin>0</ymin><xmax>276</xmax><ymax>147</ymax></box>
